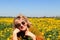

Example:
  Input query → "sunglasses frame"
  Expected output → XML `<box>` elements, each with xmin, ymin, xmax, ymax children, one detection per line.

<box><xmin>15</xmin><ymin>21</ymin><xmax>26</xmax><ymax>28</ymax></box>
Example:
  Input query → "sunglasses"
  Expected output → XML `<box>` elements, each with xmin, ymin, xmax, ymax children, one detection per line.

<box><xmin>15</xmin><ymin>21</ymin><xmax>25</xmax><ymax>28</ymax></box>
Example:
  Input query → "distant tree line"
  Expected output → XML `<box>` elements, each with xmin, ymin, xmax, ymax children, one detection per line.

<box><xmin>0</xmin><ymin>16</ymin><xmax>60</xmax><ymax>18</ymax></box>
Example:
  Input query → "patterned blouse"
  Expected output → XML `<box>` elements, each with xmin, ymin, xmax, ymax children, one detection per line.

<box><xmin>17</xmin><ymin>31</ymin><xmax>33</xmax><ymax>40</ymax></box>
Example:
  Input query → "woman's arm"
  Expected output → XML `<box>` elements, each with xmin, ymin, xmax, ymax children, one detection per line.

<box><xmin>25</xmin><ymin>31</ymin><xmax>36</xmax><ymax>40</ymax></box>
<box><xmin>12</xmin><ymin>28</ymin><xmax>20</xmax><ymax>40</ymax></box>
<box><xmin>13</xmin><ymin>33</ymin><xmax>18</xmax><ymax>40</ymax></box>
<box><xmin>28</xmin><ymin>32</ymin><xmax>36</xmax><ymax>40</ymax></box>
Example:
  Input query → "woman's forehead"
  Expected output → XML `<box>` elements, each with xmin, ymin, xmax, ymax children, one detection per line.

<box><xmin>15</xmin><ymin>18</ymin><xmax>25</xmax><ymax>23</ymax></box>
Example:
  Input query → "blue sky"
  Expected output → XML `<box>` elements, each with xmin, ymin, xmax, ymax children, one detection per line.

<box><xmin>0</xmin><ymin>0</ymin><xmax>60</xmax><ymax>17</ymax></box>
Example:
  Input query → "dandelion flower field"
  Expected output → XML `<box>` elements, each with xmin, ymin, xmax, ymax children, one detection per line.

<box><xmin>0</xmin><ymin>17</ymin><xmax>60</xmax><ymax>40</ymax></box>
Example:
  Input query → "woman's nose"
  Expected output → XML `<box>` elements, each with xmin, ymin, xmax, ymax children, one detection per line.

<box><xmin>21</xmin><ymin>24</ymin><xmax>23</xmax><ymax>26</ymax></box>
<box><xmin>20</xmin><ymin>24</ymin><xmax>24</xmax><ymax>29</ymax></box>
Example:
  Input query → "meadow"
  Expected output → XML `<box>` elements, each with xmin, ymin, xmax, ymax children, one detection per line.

<box><xmin>0</xmin><ymin>17</ymin><xmax>60</xmax><ymax>40</ymax></box>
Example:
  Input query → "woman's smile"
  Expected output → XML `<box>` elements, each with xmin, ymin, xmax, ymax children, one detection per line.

<box><xmin>20</xmin><ymin>26</ymin><xmax>23</xmax><ymax>29</ymax></box>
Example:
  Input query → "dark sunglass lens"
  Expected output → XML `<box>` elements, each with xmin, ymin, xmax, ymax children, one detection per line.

<box><xmin>22</xmin><ymin>22</ymin><xmax>25</xmax><ymax>25</ymax></box>
<box><xmin>15</xmin><ymin>24</ymin><xmax>21</xmax><ymax>27</ymax></box>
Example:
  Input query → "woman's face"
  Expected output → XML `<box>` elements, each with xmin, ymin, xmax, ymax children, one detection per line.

<box><xmin>15</xmin><ymin>18</ymin><xmax>28</xmax><ymax>31</ymax></box>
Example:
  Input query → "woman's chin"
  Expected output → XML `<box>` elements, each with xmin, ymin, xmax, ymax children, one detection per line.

<box><xmin>20</xmin><ymin>29</ymin><xmax>26</xmax><ymax>31</ymax></box>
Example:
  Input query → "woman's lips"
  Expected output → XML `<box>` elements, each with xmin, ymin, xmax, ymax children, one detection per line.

<box><xmin>20</xmin><ymin>26</ymin><xmax>23</xmax><ymax>29</ymax></box>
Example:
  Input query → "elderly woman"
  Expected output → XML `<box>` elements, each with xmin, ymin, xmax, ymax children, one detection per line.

<box><xmin>12</xmin><ymin>14</ymin><xmax>36</xmax><ymax>40</ymax></box>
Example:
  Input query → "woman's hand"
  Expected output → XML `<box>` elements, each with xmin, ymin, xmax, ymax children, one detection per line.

<box><xmin>26</xmin><ymin>31</ymin><xmax>36</xmax><ymax>40</ymax></box>
<box><xmin>13</xmin><ymin>28</ymin><xmax>20</xmax><ymax>40</ymax></box>
<box><xmin>25</xmin><ymin>29</ymin><xmax>36</xmax><ymax>40</ymax></box>
<box><xmin>13</xmin><ymin>28</ymin><xmax>20</xmax><ymax>34</ymax></box>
